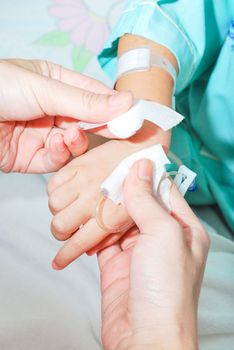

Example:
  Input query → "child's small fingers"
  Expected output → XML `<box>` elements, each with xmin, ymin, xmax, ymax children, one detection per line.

<box><xmin>87</xmin><ymin>222</ymin><xmax>138</xmax><ymax>256</ymax></box>
<box><xmin>47</xmin><ymin>162</ymin><xmax>77</xmax><ymax>195</ymax></box>
<box><xmin>52</xmin><ymin>218</ymin><xmax>108</xmax><ymax>270</ymax></box>
<box><xmin>48</xmin><ymin>175</ymin><xmax>80</xmax><ymax>214</ymax></box>
<box><xmin>87</xmin><ymin>232</ymin><xmax>125</xmax><ymax>256</ymax></box>
<box><xmin>50</xmin><ymin>196</ymin><xmax>90</xmax><ymax>241</ymax></box>
<box><xmin>64</xmin><ymin>125</ymin><xmax>89</xmax><ymax>157</ymax></box>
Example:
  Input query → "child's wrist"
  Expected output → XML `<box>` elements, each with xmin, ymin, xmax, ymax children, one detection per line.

<box><xmin>111</xmin><ymin>123</ymin><xmax>171</xmax><ymax>157</ymax></box>
<box><xmin>112</xmin><ymin>34</ymin><xmax>176</xmax><ymax>154</ymax></box>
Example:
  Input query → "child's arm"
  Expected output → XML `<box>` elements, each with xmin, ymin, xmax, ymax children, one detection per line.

<box><xmin>117</xmin><ymin>33</ymin><xmax>177</xmax><ymax>105</ymax></box>
<box><xmin>111</xmin><ymin>33</ymin><xmax>178</xmax><ymax>156</ymax></box>
<box><xmin>48</xmin><ymin>36</ymin><xmax>179</xmax><ymax>269</ymax></box>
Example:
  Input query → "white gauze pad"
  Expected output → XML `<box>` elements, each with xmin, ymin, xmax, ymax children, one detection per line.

<box><xmin>101</xmin><ymin>144</ymin><xmax>170</xmax><ymax>205</ymax></box>
<box><xmin>79</xmin><ymin>99</ymin><xmax>184</xmax><ymax>139</ymax></box>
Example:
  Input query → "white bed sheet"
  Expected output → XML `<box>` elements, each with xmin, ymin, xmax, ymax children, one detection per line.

<box><xmin>0</xmin><ymin>173</ymin><xmax>102</xmax><ymax>350</ymax></box>
<box><xmin>1</xmin><ymin>172</ymin><xmax>234</xmax><ymax>350</ymax></box>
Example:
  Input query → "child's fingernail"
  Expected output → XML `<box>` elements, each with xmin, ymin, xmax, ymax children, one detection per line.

<box><xmin>137</xmin><ymin>159</ymin><xmax>154</xmax><ymax>181</ymax></box>
<box><xmin>109</xmin><ymin>92</ymin><xmax>132</xmax><ymax>108</ymax></box>
<box><xmin>52</xmin><ymin>260</ymin><xmax>62</xmax><ymax>270</ymax></box>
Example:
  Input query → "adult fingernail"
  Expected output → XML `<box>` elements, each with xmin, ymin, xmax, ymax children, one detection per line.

<box><xmin>137</xmin><ymin>159</ymin><xmax>154</xmax><ymax>181</ymax></box>
<box><xmin>71</xmin><ymin>132</ymin><xmax>82</xmax><ymax>146</ymax></box>
<box><xmin>57</xmin><ymin>142</ymin><xmax>66</xmax><ymax>152</ymax></box>
<box><xmin>109</xmin><ymin>92</ymin><xmax>132</xmax><ymax>108</ymax></box>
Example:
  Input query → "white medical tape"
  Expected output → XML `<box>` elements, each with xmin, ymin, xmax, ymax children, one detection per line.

<box><xmin>116</xmin><ymin>47</ymin><xmax>177</xmax><ymax>85</ymax></box>
<box><xmin>101</xmin><ymin>144</ymin><xmax>170</xmax><ymax>205</ymax></box>
<box><xmin>78</xmin><ymin>99</ymin><xmax>184</xmax><ymax>139</ymax></box>
<box><xmin>174</xmin><ymin>165</ymin><xmax>197</xmax><ymax>197</ymax></box>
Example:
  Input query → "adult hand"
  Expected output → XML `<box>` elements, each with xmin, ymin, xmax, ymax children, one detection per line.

<box><xmin>0</xmin><ymin>59</ymin><xmax>132</xmax><ymax>173</ymax></box>
<box><xmin>98</xmin><ymin>159</ymin><xmax>210</xmax><ymax>350</ymax></box>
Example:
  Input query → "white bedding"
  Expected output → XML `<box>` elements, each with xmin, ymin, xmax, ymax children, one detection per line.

<box><xmin>0</xmin><ymin>173</ymin><xmax>102</xmax><ymax>350</ymax></box>
<box><xmin>0</xmin><ymin>1</ymin><xmax>234</xmax><ymax>349</ymax></box>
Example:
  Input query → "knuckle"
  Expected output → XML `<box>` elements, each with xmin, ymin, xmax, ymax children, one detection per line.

<box><xmin>39</xmin><ymin>60</ymin><xmax>60</xmax><ymax>79</ymax></box>
<box><xmin>81</xmin><ymin>91</ymin><xmax>94</xmax><ymax>110</ymax></box>
<box><xmin>38</xmin><ymin>60</ymin><xmax>51</xmax><ymax>77</ymax></box>
<box><xmin>48</xmin><ymin>194</ymin><xmax>61</xmax><ymax>213</ymax></box>
<box><xmin>47</xmin><ymin>177</ymin><xmax>59</xmax><ymax>195</ymax></box>
<box><xmin>51</xmin><ymin>217</ymin><xmax>67</xmax><ymax>240</ymax></box>
<box><xmin>82</xmin><ymin>90</ymin><xmax>107</xmax><ymax>111</ymax></box>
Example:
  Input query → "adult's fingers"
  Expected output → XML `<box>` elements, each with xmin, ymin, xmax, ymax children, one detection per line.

<box><xmin>47</xmin><ymin>164</ymin><xmax>77</xmax><ymax>195</ymax></box>
<box><xmin>9</xmin><ymin>59</ymin><xmax>115</xmax><ymax>95</ymax></box>
<box><xmin>58</xmin><ymin>64</ymin><xmax>115</xmax><ymax>94</ymax></box>
<box><xmin>31</xmin><ymin>71</ymin><xmax>133</xmax><ymax>123</ymax></box>
<box><xmin>1</xmin><ymin>60</ymin><xmax>132</xmax><ymax>123</ymax></box>
<box><xmin>169</xmin><ymin>185</ymin><xmax>210</xmax><ymax>257</ymax></box>
<box><xmin>124</xmin><ymin>159</ymin><xmax>209</xmax><ymax>253</ymax></box>
<box><xmin>123</xmin><ymin>159</ymin><xmax>175</xmax><ymax>233</ymax></box>
<box><xmin>63</xmin><ymin>125</ymin><xmax>88</xmax><ymax>157</ymax></box>
<box><xmin>87</xmin><ymin>225</ymin><xmax>140</xmax><ymax>256</ymax></box>
<box><xmin>52</xmin><ymin>218</ymin><xmax>108</xmax><ymax>270</ymax></box>
<box><xmin>27</xmin><ymin>133</ymin><xmax>70</xmax><ymax>173</ymax></box>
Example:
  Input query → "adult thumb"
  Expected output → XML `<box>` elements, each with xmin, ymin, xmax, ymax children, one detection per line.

<box><xmin>34</xmin><ymin>74</ymin><xmax>133</xmax><ymax>123</ymax></box>
<box><xmin>123</xmin><ymin>159</ymin><xmax>169</xmax><ymax>233</ymax></box>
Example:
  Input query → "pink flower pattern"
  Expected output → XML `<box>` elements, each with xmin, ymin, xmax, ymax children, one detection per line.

<box><xmin>50</xmin><ymin>0</ymin><xmax>110</xmax><ymax>53</ymax></box>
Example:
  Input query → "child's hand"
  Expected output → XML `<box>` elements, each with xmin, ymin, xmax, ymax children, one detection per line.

<box><xmin>48</xmin><ymin>121</ymin><xmax>171</xmax><ymax>270</ymax></box>
<box><xmin>48</xmin><ymin>140</ymin><xmax>135</xmax><ymax>269</ymax></box>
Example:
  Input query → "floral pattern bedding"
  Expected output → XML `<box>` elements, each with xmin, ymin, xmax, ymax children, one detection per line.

<box><xmin>0</xmin><ymin>0</ymin><xmax>125</xmax><ymax>81</ymax></box>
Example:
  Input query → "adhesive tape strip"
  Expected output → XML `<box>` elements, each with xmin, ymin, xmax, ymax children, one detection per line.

<box><xmin>130</xmin><ymin>99</ymin><xmax>184</xmax><ymax>132</ymax></box>
<box><xmin>117</xmin><ymin>47</ymin><xmax>151</xmax><ymax>78</ymax></box>
<box><xmin>117</xmin><ymin>47</ymin><xmax>177</xmax><ymax>85</ymax></box>
<box><xmin>101</xmin><ymin>144</ymin><xmax>170</xmax><ymax>205</ymax></box>
<box><xmin>79</xmin><ymin>99</ymin><xmax>184</xmax><ymax>139</ymax></box>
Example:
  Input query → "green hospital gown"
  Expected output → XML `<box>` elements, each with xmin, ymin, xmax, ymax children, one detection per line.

<box><xmin>98</xmin><ymin>0</ymin><xmax>234</xmax><ymax>233</ymax></box>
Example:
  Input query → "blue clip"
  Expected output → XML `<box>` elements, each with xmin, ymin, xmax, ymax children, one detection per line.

<box><xmin>188</xmin><ymin>179</ymin><xmax>197</xmax><ymax>192</ymax></box>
